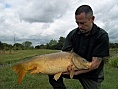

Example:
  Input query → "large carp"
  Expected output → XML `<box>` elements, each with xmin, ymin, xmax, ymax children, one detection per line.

<box><xmin>12</xmin><ymin>52</ymin><xmax>92</xmax><ymax>84</ymax></box>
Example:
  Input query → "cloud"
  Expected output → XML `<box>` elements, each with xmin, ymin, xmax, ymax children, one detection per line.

<box><xmin>17</xmin><ymin>0</ymin><xmax>70</xmax><ymax>23</ymax></box>
<box><xmin>0</xmin><ymin>0</ymin><xmax>118</xmax><ymax>46</ymax></box>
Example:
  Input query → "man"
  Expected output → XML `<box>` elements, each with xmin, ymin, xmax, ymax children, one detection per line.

<box><xmin>48</xmin><ymin>5</ymin><xmax>109</xmax><ymax>89</ymax></box>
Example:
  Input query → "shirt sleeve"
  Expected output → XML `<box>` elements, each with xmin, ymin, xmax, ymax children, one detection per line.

<box><xmin>62</xmin><ymin>32</ymin><xmax>73</xmax><ymax>51</ymax></box>
<box><xmin>92</xmin><ymin>32</ymin><xmax>109</xmax><ymax>57</ymax></box>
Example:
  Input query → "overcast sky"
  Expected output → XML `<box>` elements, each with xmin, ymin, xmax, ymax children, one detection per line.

<box><xmin>0</xmin><ymin>0</ymin><xmax>118</xmax><ymax>46</ymax></box>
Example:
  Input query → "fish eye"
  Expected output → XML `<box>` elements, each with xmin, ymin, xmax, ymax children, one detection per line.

<box><xmin>82</xmin><ymin>59</ymin><xmax>87</xmax><ymax>62</ymax></box>
<box><xmin>82</xmin><ymin>59</ymin><xmax>85</xmax><ymax>61</ymax></box>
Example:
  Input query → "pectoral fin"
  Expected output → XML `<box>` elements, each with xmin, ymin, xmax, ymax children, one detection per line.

<box><xmin>30</xmin><ymin>67</ymin><xmax>39</xmax><ymax>74</ymax></box>
<box><xmin>30</xmin><ymin>65</ymin><xmax>41</xmax><ymax>74</ymax></box>
<box><xmin>54</xmin><ymin>72</ymin><xmax>62</xmax><ymax>81</ymax></box>
<box><xmin>70</xmin><ymin>66</ymin><xmax>74</xmax><ymax>79</ymax></box>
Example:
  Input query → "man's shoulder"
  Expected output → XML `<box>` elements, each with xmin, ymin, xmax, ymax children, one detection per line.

<box><xmin>97</xmin><ymin>28</ymin><xmax>108</xmax><ymax>39</ymax></box>
<box><xmin>68</xmin><ymin>28</ymin><xmax>78</xmax><ymax>36</ymax></box>
<box><xmin>93</xmin><ymin>24</ymin><xmax>108</xmax><ymax>36</ymax></box>
<box><xmin>70</xmin><ymin>28</ymin><xmax>78</xmax><ymax>33</ymax></box>
<box><xmin>98</xmin><ymin>27</ymin><xmax>107</xmax><ymax>34</ymax></box>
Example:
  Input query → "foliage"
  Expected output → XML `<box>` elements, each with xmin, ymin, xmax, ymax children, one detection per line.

<box><xmin>46</xmin><ymin>39</ymin><xmax>58</xmax><ymax>49</ymax></box>
<box><xmin>35</xmin><ymin>36</ymin><xmax>65</xmax><ymax>50</ymax></box>
<box><xmin>13</xmin><ymin>43</ymin><xmax>24</xmax><ymax>50</ymax></box>
<box><xmin>0</xmin><ymin>41</ymin><xmax>34</xmax><ymax>52</ymax></box>
<box><xmin>56</xmin><ymin>36</ymin><xmax>65</xmax><ymax>50</ymax></box>
<box><xmin>22</xmin><ymin>41</ymin><xmax>34</xmax><ymax>49</ymax></box>
<box><xmin>109</xmin><ymin>42</ymin><xmax>118</xmax><ymax>48</ymax></box>
<box><xmin>109</xmin><ymin>58</ymin><xmax>118</xmax><ymax>68</ymax></box>
<box><xmin>3</xmin><ymin>43</ymin><xmax>12</xmax><ymax>50</ymax></box>
<box><xmin>1</xmin><ymin>38</ymin><xmax>118</xmax><ymax>51</ymax></box>
<box><xmin>108</xmin><ymin>48</ymin><xmax>118</xmax><ymax>68</ymax></box>
<box><xmin>109</xmin><ymin>54</ymin><xmax>118</xmax><ymax>68</ymax></box>
<box><xmin>0</xmin><ymin>41</ymin><xmax>4</xmax><ymax>50</ymax></box>
<box><xmin>48</xmin><ymin>39</ymin><xmax>58</xmax><ymax>46</ymax></box>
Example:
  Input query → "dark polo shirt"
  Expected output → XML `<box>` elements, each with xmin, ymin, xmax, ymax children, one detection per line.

<box><xmin>62</xmin><ymin>23</ymin><xmax>109</xmax><ymax>82</ymax></box>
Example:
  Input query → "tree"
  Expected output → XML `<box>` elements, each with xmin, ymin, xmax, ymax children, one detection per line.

<box><xmin>22</xmin><ymin>41</ymin><xmax>33</xmax><ymax>49</ymax></box>
<box><xmin>47</xmin><ymin>39</ymin><xmax>58</xmax><ymax>49</ymax></box>
<box><xmin>1</xmin><ymin>43</ymin><xmax>12</xmax><ymax>54</ymax></box>
<box><xmin>35</xmin><ymin>45</ymin><xmax>40</xmax><ymax>49</ymax></box>
<box><xmin>39</xmin><ymin>44</ymin><xmax>47</xmax><ymax>49</ymax></box>
<box><xmin>55</xmin><ymin>37</ymin><xmax>65</xmax><ymax>50</ymax></box>
<box><xmin>48</xmin><ymin>39</ymin><xmax>58</xmax><ymax>46</ymax></box>
<box><xmin>35</xmin><ymin>36</ymin><xmax>65</xmax><ymax>50</ymax></box>
<box><xmin>2</xmin><ymin>43</ymin><xmax>12</xmax><ymax>50</ymax></box>
<box><xmin>0</xmin><ymin>41</ymin><xmax>4</xmax><ymax>50</ymax></box>
<box><xmin>13</xmin><ymin>43</ymin><xmax>24</xmax><ymax>50</ymax></box>
<box><xmin>109</xmin><ymin>42</ymin><xmax>118</xmax><ymax>48</ymax></box>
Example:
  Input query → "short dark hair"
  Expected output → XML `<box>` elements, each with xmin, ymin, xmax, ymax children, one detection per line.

<box><xmin>75</xmin><ymin>5</ymin><xmax>93</xmax><ymax>19</ymax></box>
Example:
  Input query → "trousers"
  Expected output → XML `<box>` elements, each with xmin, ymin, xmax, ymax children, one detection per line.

<box><xmin>48</xmin><ymin>75</ymin><xmax>102</xmax><ymax>89</ymax></box>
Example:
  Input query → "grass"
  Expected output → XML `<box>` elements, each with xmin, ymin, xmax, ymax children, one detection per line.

<box><xmin>102</xmin><ymin>65</ymin><xmax>118</xmax><ymax>89</ymax></box>
<box><xmin>0</xmin><ymin>49</ymin><xmax>59</xmax><ymax>65</ymax></box>
<box><xmin>0</xmin><ymin>49</ymin><xmax>118</xmax><ymax>89</ymax></box>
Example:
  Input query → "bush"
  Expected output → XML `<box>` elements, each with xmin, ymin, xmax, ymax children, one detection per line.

<box><xmin>109</xmin><ymin>56</ymin><xmax>118</xmax><ymax>68</ymax></box>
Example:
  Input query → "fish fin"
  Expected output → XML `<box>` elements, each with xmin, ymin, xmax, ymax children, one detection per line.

<box><xmin>12</xmin><ymin>64</ymin><xmax>23</xmax><ymax>73</ymax></box>
<box><xmin>30</xmin><ymin>65</ymin><xmax>42</xmax><ymax>74</ymax></box>
<box><xmin>30</xmin><ymin>67</ymin><xmax>39</xmax><ymax>74</ymax></box>
<box><xmin>70</xmin><ymin>66</ymin><xmax>74</xmax><ymax>79</ymax></box>
<box><xmin>12</xmin><ymin>64</ymin><xmax>27</xmax><ymax>84</ymax></box>
<box><xmin>18</xmin><ymin>69</ymin><xmax>27</xmax><ymax>84</ymax></box>
<box><xmin>54</xmin><ymin>72</ymin><xmax>62</xmax><ymax>81</ymax></box>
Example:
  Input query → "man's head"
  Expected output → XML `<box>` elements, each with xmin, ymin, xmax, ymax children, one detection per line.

<box><xmin>75</xmin><ymin>5</ymin><xmax>95</xmax><ymax>33</ymax></box>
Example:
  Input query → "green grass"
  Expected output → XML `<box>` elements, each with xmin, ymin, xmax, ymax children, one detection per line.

<box><xmin>0</xmin><ymin>49</ymin><xmax>118</xmax><ymax>89</ymax></box>
<box><xmin>0</xmin><ymin>49</ymin><xmax>59</xmax><ymax>65</ymax></box>
<box><xmin>102</xmin><ymin>65</ymin><xmax>118</xmax><ymax>89</ymax></box>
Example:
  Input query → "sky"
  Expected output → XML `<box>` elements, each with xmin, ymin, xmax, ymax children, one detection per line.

<box><xmin>0</xmin><ymin>0</ymin><xmax>118</xmax><ymax>46</ymax></box>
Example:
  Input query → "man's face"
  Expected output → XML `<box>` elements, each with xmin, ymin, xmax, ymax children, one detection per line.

<box><xmin>75</xmin><ymin>12</ymin><xmax>94</xmax><ymax>33</ymax></box>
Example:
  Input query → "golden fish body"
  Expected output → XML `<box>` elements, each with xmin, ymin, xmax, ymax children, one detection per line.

<box><xmin>12</xmin><ymin>52</ymin><xmax>91</xmax><ymax>84</ymax></box>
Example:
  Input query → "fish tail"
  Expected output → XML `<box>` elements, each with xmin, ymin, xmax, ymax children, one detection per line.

<box><xmin>12</xmin><ymin>64</ymin><xmax>27</xmax><ymax>84</ymax></box>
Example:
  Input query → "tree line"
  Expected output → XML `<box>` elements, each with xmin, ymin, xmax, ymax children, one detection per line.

<box><xmin>0</xmin><ymin>41</ymin><xmax>33</xmax><ymax>51</ymax></box>
<box><xmin>0</xmin><ymin>37</ymin><xmax>65</xmax><ymax>51</ymax></box>
<box><xmin>0</xmin><ymin>36</ymin><xmax>118</xmax><ymax>52</ymax></box>
<box><xmin>35</xmin><ymin>37</ymin><xmax>65</xmax><ymax>50</ymax></box>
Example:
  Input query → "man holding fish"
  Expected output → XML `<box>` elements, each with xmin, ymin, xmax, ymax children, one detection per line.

<box><xmin>12</xmin><ymin>4</ymin><xmax>109</xmax><ymax>89</ymax></box>
<box><xmin>48</xmin><ymin>5</ymin><xmax>109</xmax><ymax>89</ymax></box>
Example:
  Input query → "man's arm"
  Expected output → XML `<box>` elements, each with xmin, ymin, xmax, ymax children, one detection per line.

<box><xmin>63</xmin><ymin>57</ymin><xmax>103</xmax><ymax>75</ymax></box>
